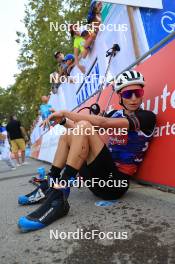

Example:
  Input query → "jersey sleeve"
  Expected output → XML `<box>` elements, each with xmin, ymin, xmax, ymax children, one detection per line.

<box><xmin>104</xmin><ymin>110</ymin><xmax>118</xmax><ymax>118</ymax></box>
<box><xmin>127</xmin><ymin>110</ymin><xmax>156</xmax><ymax>136</ymax></box>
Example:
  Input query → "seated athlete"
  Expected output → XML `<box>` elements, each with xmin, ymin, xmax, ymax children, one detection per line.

<box><xmin>18</xmin><ymin>70</ymin><xmax>156</xmax><ymax>232</ymax></box>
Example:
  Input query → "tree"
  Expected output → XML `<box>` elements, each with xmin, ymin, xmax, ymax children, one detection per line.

<box><xmin>2</xmin><ymin>0</ymin><xmax>90</xmax><ymax>129</ymax></box>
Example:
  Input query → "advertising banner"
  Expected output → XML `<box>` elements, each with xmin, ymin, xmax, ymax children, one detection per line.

<box><xmin>30</xmin><ymin>138</ymin><xmax>42</xmax><ymax>159</ymax></box>
<box><xmin>38</xmin><ymin>125</ymin><xmax>66</xmax><ymax>163</ymax></box>
<box><xmin>140</xmin><ymin>0</ymin><xmax>175</xmax><ymax>49</ymax></box>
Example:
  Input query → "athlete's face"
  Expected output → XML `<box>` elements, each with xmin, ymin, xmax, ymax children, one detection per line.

<box><xmin>119</xmin><ymin>85</ymin><xmax>144</xmax><ymax>111</ymax></box>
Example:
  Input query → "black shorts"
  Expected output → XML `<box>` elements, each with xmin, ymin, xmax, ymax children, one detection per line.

<box><xmin>79</xmin><ymin>145</ymin><xmax>130</xmax><ymax>200</ymax></box>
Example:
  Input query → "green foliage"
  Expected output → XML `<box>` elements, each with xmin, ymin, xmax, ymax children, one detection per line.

<box><xmin>1</xmin><ymin>0</ymin><xmax>90</xmax><ymax>129</ymax></box>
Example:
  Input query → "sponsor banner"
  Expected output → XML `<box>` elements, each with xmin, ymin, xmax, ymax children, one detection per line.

<box><xmin>101</xmin><ymin>2</ymin><xmax>113</xmax><ymax>22</ymax></box>
<box><xmin>76</xmin><ymin>60</ymin><xmax>101</xmax><ymax>106</ymax></box>
<box><xmin>30</xmin><ymin>138</ymin><xmax>42</xmax><ymax>159</ymax></box>
<box><xmin>38</xmin><ymin>125</ymin><xmax>66</xmax><ymax>163</ymax></box>
<box><xmin>140</xmin><ymin>0</ymin><xmax>175</xmax><ymax>49</ymax></box>
<box><xmin>99</xmin><ymin>0</ymin><xmax>163</xmax><ymax>9</ymax></box>
<box><xmin>30</xmin><ymin>116</ymin><xmax>45</xmax><ymax>145</ymax></box>
<box><xmin>135</xmin><ymin>39</ymin><xmax>175</xmax><ymax>188</ymax></box>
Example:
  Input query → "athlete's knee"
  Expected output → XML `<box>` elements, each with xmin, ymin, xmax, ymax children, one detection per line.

<box><xmin>59</xmin><ymin>133</ymin><xmax>69</xmax><ymax>142</ymax></box>
<box><xmin>75</xmin><ymin>121</ymin><xmax>94</xmax><ymax>137</ymax></box>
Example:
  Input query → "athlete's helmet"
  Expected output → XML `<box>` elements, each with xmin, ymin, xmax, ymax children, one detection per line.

<box><xmin>115</xmin><ymin>70</ymin><xmax>145</xmax><ymax>93</ymax></box>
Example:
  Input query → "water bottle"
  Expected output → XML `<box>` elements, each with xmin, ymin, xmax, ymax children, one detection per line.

<box><xmin>25</xmin><ymin>146</ymin><xmax>31</xmax><ymax>158</ymax></box>
<box><xmin>37</xmin><ymin>167</ymin><xmax>46</xmax><ymax>180</ymax></box>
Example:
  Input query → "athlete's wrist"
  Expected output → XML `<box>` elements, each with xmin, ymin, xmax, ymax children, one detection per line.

<box><xmin>59</xmin><ymin>117</ymin><xmax>67</xmax><ymax>126</ymax></box>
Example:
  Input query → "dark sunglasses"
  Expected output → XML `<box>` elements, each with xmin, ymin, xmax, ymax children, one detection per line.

<box><xmin>120</xmin><ymin>89</ymin><xmax>144</xmax><ymax>99</ymax></box>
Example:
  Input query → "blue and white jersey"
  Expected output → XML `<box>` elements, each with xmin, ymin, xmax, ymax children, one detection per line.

<box><xmin>107</xmin><ymin>109</ymin><xmax>156</xmax><ymax>175</ymax></box>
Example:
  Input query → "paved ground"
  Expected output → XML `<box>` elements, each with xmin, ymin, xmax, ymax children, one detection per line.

<box><xmin>0</xmin><ymin>158</ymin><xmax>175</xmax><ymax>264</ymax></box>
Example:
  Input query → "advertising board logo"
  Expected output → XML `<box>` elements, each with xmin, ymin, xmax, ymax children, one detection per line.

<box><xmin>161</xmin><ymin>11</ymin><xmax>175</xmax><ymax>33</ymax></box>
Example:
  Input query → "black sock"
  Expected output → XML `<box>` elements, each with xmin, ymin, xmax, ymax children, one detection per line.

<box><xmin>48</xmin><ymin>165</ymin><xmax>62</xmax><ymax>187</ymax></box>
<box><xmin>60</xmin><ymin>165</ymin><xmax>78</xmax><ymax>182</ymax></box>
<box><xmin>48</xmin><ymin>165</ymin><xmax>62</xmax><ymax>179</ymax></box>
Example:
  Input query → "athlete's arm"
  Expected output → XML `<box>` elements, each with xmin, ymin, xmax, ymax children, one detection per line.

<box><xmin>40</xmin><ymin>114</ymin><xmax>76</xmax><ymax>129</ymax></box>
<box><xmin>48</xmin><ymin>110</ymin><xmax>129</xmax><ymax>129</ymax></box>
<box><xmin>127</xmin><ymin>110</ymin><xmax>156</xmax><ymax>135</ymax></box>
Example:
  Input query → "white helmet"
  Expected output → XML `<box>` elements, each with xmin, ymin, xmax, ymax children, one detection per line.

<box><xmin>115</xmin><ymin>70</ymin><xmax>145</xmax><ymax>93</ymax></box>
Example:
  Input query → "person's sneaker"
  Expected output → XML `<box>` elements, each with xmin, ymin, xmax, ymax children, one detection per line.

<box><xmin>18</xmin><ymin>181</ymin><xmax>49</xmax><ymax>205</ymax></box>
<box><xmin>16</xmin><ymin>163</ymin><xmax>22</xmax><ymax>167</ymax></box>
<box><xmin>11</xmin><ymin>167</ymin><xmax>16</xmax><ymax>170</ymax></box>
<box><xmin>18</xmin><ymin>189</ymin><xmax>70</xmax><ymax>232</ymax></box>
<box><xmin>21</xmin><ymin>161</ymin><xmax>29</xmax><ymax>165</ymax></box>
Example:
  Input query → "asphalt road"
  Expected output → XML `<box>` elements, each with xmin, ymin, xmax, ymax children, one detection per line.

<box><xmin>0</xmin><ymin>158</ymin><xmax>175</xmax><ymax>264</ymax></box>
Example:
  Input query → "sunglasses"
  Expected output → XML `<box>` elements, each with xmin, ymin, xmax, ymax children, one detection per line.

<box><xmin>120</xmin><ymin>89</ymin><xmax>144</xmax><ymax>99</ymax></box>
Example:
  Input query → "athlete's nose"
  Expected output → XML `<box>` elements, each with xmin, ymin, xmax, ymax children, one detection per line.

<box><xmin>131</xmin><ymin>92</ymin><xmax>137</xmax><ymax>100</ymax></box>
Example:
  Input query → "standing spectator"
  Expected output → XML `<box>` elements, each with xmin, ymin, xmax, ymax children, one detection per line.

<box><xmin>51</xmin><ymin>51</ymin><xmax>67</xmax><ymax>94</ymax></box>
<box><xmin>51</xmin><ymin>53</ymin><xmax>75</xmax><ymax>92</ymax></box>
<box><xmin>54</xmin><ymin>51</ymin><xmax>67</xmax><ymax>76</ymax></box>
<box><xmin>63</xmin><ymin>54</ymin><xmax>75</xmax><ymax>76</ymax></box>
<box><xmin>6</xmin><ymin>116</ymin><xmax>28</xmax><ymax>166</ymax></box>
<box><xmin>0</xmin><ymin>123</ymin><xmax>16</xmax><ymax>170</ymax></box>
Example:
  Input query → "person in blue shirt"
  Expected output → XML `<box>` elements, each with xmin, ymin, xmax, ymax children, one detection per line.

<box><xmin>39</xmin><ymin>96</ymin><xmax>54</xmax><ymax>121</ymax></box>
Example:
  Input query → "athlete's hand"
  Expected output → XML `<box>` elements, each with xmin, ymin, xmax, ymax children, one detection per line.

<box><xmin>40</xmin><ymin>111</ymin><xmax>64</xmax><ymax>129</ymax></box>
<box><xmin>48</xmin><ymin>111</ymin><xmax>64</xmax><ymax>121</ymax></box>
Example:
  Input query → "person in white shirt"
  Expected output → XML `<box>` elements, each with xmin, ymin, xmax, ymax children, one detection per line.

<box><xmin>0</xmin><ymin>124</ymin><xmax>16</xmax><ymax>170</ymax></box>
